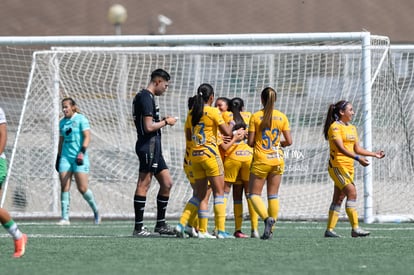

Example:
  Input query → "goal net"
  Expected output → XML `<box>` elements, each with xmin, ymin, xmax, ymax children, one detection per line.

<box><xmin>1</xmin><ymin>33</ymin><xmax>413</xmax><ymax>222</ymax></box>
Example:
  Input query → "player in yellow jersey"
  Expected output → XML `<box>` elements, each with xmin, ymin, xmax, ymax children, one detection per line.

<box><xmin>182</xmin><ymin>96</ymin><xmax>202</xmax><ymax>237</ymax></box>
<box><xmin>323</xmin><ymin>100</ymin><xmax>385</xmax><ymax>238</ymax></box>
<box><xmin>220</xmin><ymin>97</ymin><xmax>260</xmax><ymax>238</ymax></box>
<box><xmin>247</xmin><ymin>87</ymin><xmax>292</xmax><ymax>240</ymax></box>
<box><xmin>175</xmin><ymin>83</ymin><xmax>234</xmax><ymax>239</ymax></box>
<box><xmin>213</xmin><ymin>97</ymin><xmax>232</xmax><ymax>236</ymax></box>
<box><xmin>215</xmin><ymin>97</ymin><xmax>231</xmax><ymax>161</ymax></box>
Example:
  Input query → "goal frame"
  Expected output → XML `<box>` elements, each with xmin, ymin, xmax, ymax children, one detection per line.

<box><xmin>0</xmin><ymin>32</ymin><xmax>391</xmax><ymax>223</ymax></box>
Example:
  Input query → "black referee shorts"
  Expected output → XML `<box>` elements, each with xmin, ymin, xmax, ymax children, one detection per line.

<box><xmin>135</xmin><ymin>136</ymin><xmax>168</xmax><ymax>174</ymax></box>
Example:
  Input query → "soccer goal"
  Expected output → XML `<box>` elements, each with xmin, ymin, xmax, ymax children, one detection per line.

<box><xmin>1</xmin><ymin>33</ymin><xmax>413</xmax><ymax>223</ymax></box>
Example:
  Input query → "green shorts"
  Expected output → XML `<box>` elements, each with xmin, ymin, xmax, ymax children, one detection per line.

<box><xmin>0</xmin><ymin>157</ymin><xmax>7</xmax><ymax>187</ymax></box>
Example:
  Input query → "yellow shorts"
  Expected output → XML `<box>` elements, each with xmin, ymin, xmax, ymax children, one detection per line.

<box><xmin>191</xmin><ymin>154</ymin><xmax>224</xmax><ymax>179</ymax></box>
<box><xmin>328</xmin><ymin>165</ymin><xmax>354</xmax><ymax>190</ymax></box>
<box><xmin>250</xmin><ymin>161</ymin><xmax>284</xmax><ymax>179</ymax></box>
<box><xmin>183</xmin><ymin>159</ymin><xmax>195</xmax><ymax>185</ymax></box>
<box><xmin>224</xmin><ymin>157</ymin><xmax>251</xmax><ymax>183</ymax></box>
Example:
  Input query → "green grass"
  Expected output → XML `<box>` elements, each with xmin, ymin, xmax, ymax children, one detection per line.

<box><xmin>1</xmin><ymin>220</ymin><xmax>414</xmax><ymax>275</ymax></box>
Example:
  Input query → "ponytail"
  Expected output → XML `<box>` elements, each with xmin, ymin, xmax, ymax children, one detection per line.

<box><xmin>260</xmin><ymin>87</ymin><xmax>276</xmax><ymax>130</ymax></box>
<box><xmin>187</xmin><ymin>95</ymin><xmax>196</xmax><ymax>110</ymax></box>
<box><xmin>229</xmin><ymin>97</ymin><xmax>246</xmax><ymax>130</ymax></box>
<box><xmin>323</xmin><ymin>100</ymin><xmax>349</xmax><ymax>140</ymax></box>
<box><xmin>191</xmin><ymin>83</ymin><xmax>214</xmax><ymax>126</ymax></box>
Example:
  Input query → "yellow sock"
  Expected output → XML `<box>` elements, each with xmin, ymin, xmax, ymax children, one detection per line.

<box><xmin>327</xmin><ymin>203</ymin><xmax>341</xmax><ymax>231</ymax></box>
<box><xmin>249</xmin><ymin>194</ymin><xmax>268</xmax><ymax>220</ymax></box>
<box><xmin>179</xmin><ymin>197</ymin><xmax>200</xmax><ymax>226</ymax></box>
<box><xmin>345</xmin><ymin>200</ymin><xmax>359</xmax><ymax>229</ymax></box>
<box><xmin>198</xmin><ymin>210</ymin><xmax>209</xmax><ymax>233</ymax></box>
<box><xmin>267</xmin><ymin>195</ymin><xmax>279</xmax><ymax>220</ymax></box>
<box><xmin>189</xmin><ymin>215</ymin><xmax>199</xmax><ymax>230</ymax></box>
<box><xmin>247</xmin><ymin>196</ymin><xmax>259</xmax><ymax>231</ymax></box>
<box><xmin>224</xmin><ymin>192</ymin><xmax>229</xmax><ymax>209</ymax></box>
<box><xmin>214</xmin><ymin>196</ymin><xmax>226</xmax><ymax>232</ymax></box>
<box><xmin>234</xmin><ymin>200</ymin><xmax>243</xmax><ymax>232</ymax></box>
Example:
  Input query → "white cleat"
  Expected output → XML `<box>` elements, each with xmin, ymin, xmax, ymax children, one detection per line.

<box><xmin>56</xmin><ymin>219</ymin><xmax>70</xmax><ymax>226</ymax></box>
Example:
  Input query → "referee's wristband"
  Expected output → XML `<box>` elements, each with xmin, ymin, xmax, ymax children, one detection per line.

<box><xmin>163</xmin><ymin>118</ymin><xmax>168</xmax><ymax>126</ymax></box>
<box><xmin>354</xmin><ymin>155</ymin><xmax>360</xmax><ymax>161</ymax></box>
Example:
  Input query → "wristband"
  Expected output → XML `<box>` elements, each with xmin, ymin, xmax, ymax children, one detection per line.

<box><xmin>164</xmin><ymin>118</ymin><xmax>168</xmax><ymax>126</ymax></box>
<box><xmin>80</xmin><ymin>146</ymin><xmax>87</xmax><ymax>154</ymax></box>
<box><xmin>354</xmin><ymin>155</ymin><xmax>360</xmax><ymax>161</ymax></box>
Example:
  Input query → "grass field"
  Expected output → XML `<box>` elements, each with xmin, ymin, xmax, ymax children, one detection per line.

<box><xmin>1</xmin><ymin>220</ymin><xmax>413</xmax><ymax>275</ymax></box>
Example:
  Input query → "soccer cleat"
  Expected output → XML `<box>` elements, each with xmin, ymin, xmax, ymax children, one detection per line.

<box><xmin>13</xmin><ymin>234</ymin><xmax>28</xmax><ymax>258</ymax></box>
<box><xmin>324</xmin><ymin>230</ymin><xmax>341</xmax><ymax>238</ymax></box>
<box><xmin>261</xmin><ymin>232</ymin><xmax>273</xmax><ymax>240</ymax></box>
<box><xmin>185</xmin><ymin>225</ymin><xmax>198</xmax><ymax>238</ymax></box>
<box><xmin>251</xmin><ymin>230</ymin><xmax>260</xmax><ymax>239</ymax></box>
<box><xmin>351</xmin><ymin>227</ymin><xmax>370</xmax><ymax>238</ymax></box>
<box><xmin>217</xmin><ymin>231</ymin><xmax>236</xmax><ymax>239</ymax></box>
<box><xmin>261</xmin><ymin>217</ymin><xmax>275</xmax><ymax>240</ymax></box>
<box><xmin>56</xmin><ymin>219</ymin><xmax>70</xmax><ymax>226</ymax></box>
<box><xmin>154</xmin><ymin>223</ymin><xmax>176</xmax><ymax>235</ymax></box>
<box><xmin>197</xmin><ymin>231</ymin><xmax>216</xmax><ymax>239</ymax></box>
<box><xmin>174</xmin><ymin>224</ymin><xmax>187</xmax><ymax>238</ymax></box>
<box><xmin>132</xmin><ymin>227</ymin><xmax>153</xmax><ymax>237</ymax></box>
<box><xmin>234</xmin><ymin>230</ymin><xmax>249</xmax><ymax>238</ymax></box>
<box><xmin>94</xmin><ymin>211</ymin><xmax>101</xmax><ymax>225</ymax></box>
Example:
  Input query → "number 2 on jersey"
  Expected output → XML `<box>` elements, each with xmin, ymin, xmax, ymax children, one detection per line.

<box><xmin>261</xmin><ymin>128</ymin><xmax>280</xmax><ymax>150</ymax></box>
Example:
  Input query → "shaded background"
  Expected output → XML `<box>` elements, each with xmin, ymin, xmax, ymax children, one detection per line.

<box><xmin>0</xmin><ymin>0</ymin><xmax>412</xmax><ymax>43</ymax></box>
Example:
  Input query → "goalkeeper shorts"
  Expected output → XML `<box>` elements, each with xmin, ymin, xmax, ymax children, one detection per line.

<box><xmin>58</xmin><ymin>155</ymin><xmax>89</xmax><ymax>173</ymax></box>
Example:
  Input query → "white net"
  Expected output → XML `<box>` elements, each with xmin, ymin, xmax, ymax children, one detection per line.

<box><xmin>1</xmin><ymin>34</ymin><xmax>413</xmax><ymax>221</ymax></box>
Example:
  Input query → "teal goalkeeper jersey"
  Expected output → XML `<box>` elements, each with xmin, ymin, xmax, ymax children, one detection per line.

<box><xmin>59</xmin><ymin>113</ymin><xmax>90</xmax><ymax>159</ymax></box>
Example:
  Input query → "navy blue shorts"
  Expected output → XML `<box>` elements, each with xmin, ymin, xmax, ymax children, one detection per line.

<box><xmin>135</xmin><ymin>136</ymin><xmax>168</xmax><ymax>174</ymax></box>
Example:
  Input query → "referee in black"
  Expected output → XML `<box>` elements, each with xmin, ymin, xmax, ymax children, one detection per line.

<box><xmin>132</xmin><ymin>69</ymin><xmax>178</xmax><ymax>237</ymax></box>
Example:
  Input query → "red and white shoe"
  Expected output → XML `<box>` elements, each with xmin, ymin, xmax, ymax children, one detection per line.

<box><xmin>13</xmin><ymin>234</ymin><xmax>28</xmax><ymax>258</ymax></box>
<box><xmin>234</xmin><ymin>230</ymin><xmax>249</xmax><ymax>238</ymax></box>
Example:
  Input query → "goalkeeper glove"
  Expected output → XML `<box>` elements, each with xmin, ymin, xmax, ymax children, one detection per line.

<box><xmin>76</xmin><ymin>146</ymin><xmax>87</xmax><ymax>165</ymax></box>
<box><xmin>76</xmin><ymin>152</ymin><xmax>84</xmax><ymax>165</ymax></box>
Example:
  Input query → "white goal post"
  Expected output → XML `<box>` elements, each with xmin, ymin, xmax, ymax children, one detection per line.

<box><xmin>0</xmin><ymin>33</ymin><xmax>413</xmax><ymax>223</ymax></box>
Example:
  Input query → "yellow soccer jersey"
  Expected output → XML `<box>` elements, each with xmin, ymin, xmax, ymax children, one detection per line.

<box><xmin>185</xmin><ymin>105</ymin><xmax>225</xmax><ymax>161</ymax></box>
<box><xmin>218</xmin><ymin>110</ymin><xmax>231</xmax><ymax>160</ymax></box>
<box><xmin>328</xmin><ymin>121</ymin><xmax>358</xmax><ymax>169</ymax></box>
<box><xmin>224</xmin><ymin>111</ymin><xmax>253</xmax><ymax>161</ymax></box>
<box><xmin>249</xmin><ymin>109</ymin><xmax>290</xmax><ymax>165</ymax></box>
<box><xmin>221</xmin><ymin>110</ymin><xmax>232</xmax><ymax>125</ymax></box>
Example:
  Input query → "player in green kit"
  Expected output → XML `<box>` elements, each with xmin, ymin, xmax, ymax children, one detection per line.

<box><xmin>0</xmin><ymin>107</ymin><xmax>28</xmax><ymax>257</ymax></box>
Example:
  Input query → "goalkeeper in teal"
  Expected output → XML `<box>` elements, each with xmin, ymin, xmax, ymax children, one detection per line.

<box><xmin>55</xmin><ymin>98</ymin><xmax>100</xmax><ymax>225</ymax></box>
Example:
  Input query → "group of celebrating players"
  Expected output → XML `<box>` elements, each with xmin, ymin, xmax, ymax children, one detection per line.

<box><xmin>131</xmin><ymin>68</ymin><xmax>385</xmax><ymax>240</ymax></box>
<box><xmin>174</xmin><ymin>84</ymin><xmax>291</xmax><ymax>239</ymax></box>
